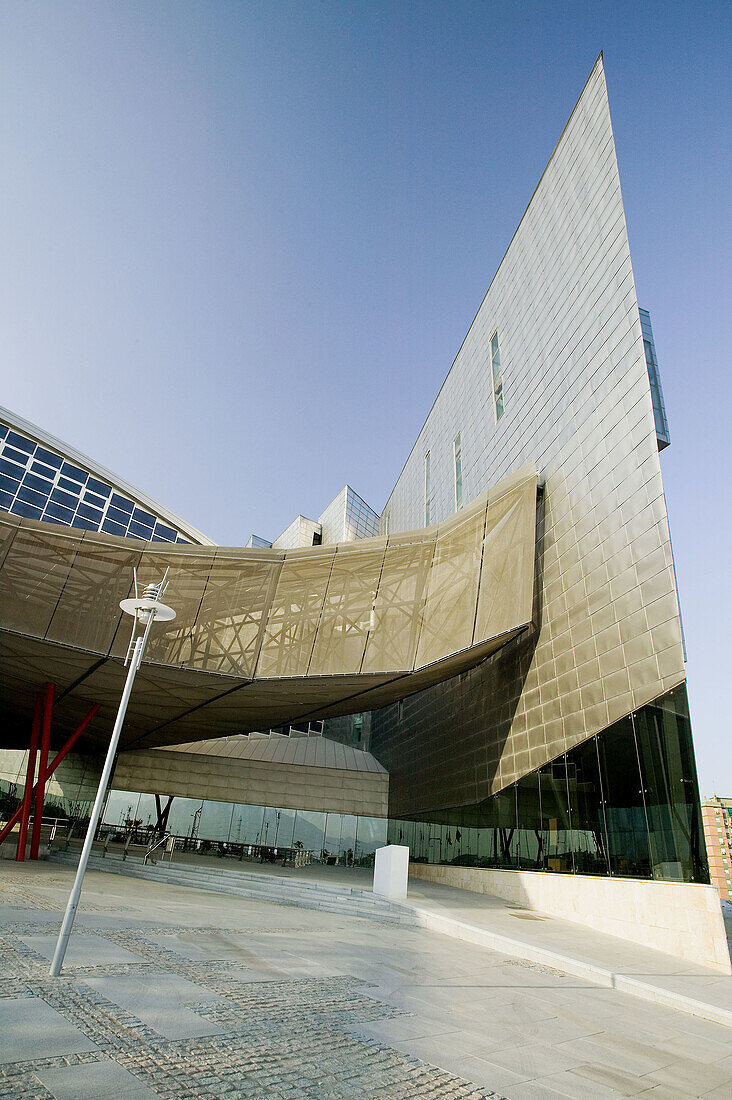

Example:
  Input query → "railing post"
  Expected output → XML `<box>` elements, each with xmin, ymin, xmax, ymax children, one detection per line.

<box><xmin>15</xmin><ymin>693</ymin><xmax>43</xmax><ymax>861</ymax></box>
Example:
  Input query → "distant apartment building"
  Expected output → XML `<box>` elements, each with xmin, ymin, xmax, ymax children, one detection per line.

<box><xmin>702</xmin><ymin>798</ymin><xmax>732</xmax><ymax>900</ymax></box>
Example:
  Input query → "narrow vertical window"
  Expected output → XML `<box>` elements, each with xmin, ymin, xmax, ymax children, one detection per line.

<box><xmin>453</xmin><ymin>433</ymin><xmax>463</xmax><ymax>511</ymax></box>
<box><xmin>424</xmin><ymin>451</ymin><xmax>431</xmax><ymax>526</ymax></box>
<box><xmin>491</xmin><ymin>331</ymin><xmax>504</xmax><ymax>421</ymax></box>
<box><xmin>383</xmin><ymin>513</ymin><xmax>390</xmax><ymax>537</ymax></box>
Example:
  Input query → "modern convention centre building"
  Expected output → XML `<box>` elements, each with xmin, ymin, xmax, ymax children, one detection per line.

<box><xmin>1</xmin><ymin>57</ymin><xmax>723</xmax><ymax>968</ymax></box>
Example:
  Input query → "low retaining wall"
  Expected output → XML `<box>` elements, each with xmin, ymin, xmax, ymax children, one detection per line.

<box><xmin>409</xmin><ymin>863</ymin><xmax>731</xmax><ymax>973</ymax></box>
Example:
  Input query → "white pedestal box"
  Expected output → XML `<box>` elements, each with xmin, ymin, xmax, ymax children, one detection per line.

<box><xmin>373</xmin><ymin>844</ymin><xmax>409</xmax><ymax>900</ymax></box>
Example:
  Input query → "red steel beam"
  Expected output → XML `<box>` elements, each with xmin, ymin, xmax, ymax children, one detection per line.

<box><xmin>29</xmin><ymin>683</ymin><xmax>55</xmax><ymax>860</ymax></box>
<box><xmin>14</xmin><ymin>693</ymin><xmax>43</xmax><ymax>861</ymax></box>
<box><xmin>2</xmin><ymin>702</ymin><xmax>101</xmax><ymax>851</ymax></box>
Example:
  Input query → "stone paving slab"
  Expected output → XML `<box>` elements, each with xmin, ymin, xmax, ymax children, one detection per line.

<box><xmin>78</xmin><ymin>973</ymin><xmax>227</xmax><ymax>1040</ymax></box>
<box><xmin>19</xmin><ymin>932</ymin><xmax>143</xmax><ymax>967</ymax></box>
<box><xmin>0</xmin><ymin>996</ymin><xmax>99</xmax><ymax>1062</ymax></box>
<box><xmin>34</xmin><ymin>1059</ymin><xmax>158</xmax><ymax>1098</ymax></box>
<box><xmin>387</xmin><ymin>880</ymin><xmax>732</xmax><ymax>1028</ymax></box>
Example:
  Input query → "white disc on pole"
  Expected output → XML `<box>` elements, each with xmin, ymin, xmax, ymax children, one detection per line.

<box><xmin>119</xmin><ymin>597</ymin><xmax>176</xmax><ymax>622</ymax></box>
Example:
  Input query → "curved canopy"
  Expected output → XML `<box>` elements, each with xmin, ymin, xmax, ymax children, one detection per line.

<box><xmin>0</xmin><ymin>466</ymin><xmax>537</xmax><ymax>751</ymax></box>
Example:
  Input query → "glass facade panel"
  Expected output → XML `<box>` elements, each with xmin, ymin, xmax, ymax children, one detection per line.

<box><xmin>12</xmin><ymin>499</ymin><xmax>42</xmax><ymax>519</ymax></box>
<box><xmin>51</xmin><ymin>488</ymin><xmax>79</xmax><ymax>509</ymax></box>
<box><xmin>110</xmin><ymin>494</ymin><xmax>134</xmax><ymax>513</ymax></box>
<box><xmin>0</xmin><ymin>477</ymin><xmax>19</xmax><ymax>500</ymax></box>
<box><xmin>633</xmin><ymin>684</ymin><xmax>706</xmax><ymax>882</ymax></box>
<box><xmin>515</xmin><ymin>770</ymin><xmax>541</xmax><ymax>869</ymax></box>
<box><xmin>539</xmin><ymin>757</ymin><xmax>574</xmax><ymax>873</ymax></box>
<box><xmin>6</xmin><ymin>445</ymin><xmax>31</xmax><ymax>466</ymax></box>
<box><xmin>453</xmin><ymin>433</ymin><xmax>463</xmax><ymax>511</ymax></box>
<box><xmin>424</xmin><ymin>451</ymin><xmax>431</xmax><ymax>526</ymax></box>
<box><xmin>87</xmin><ymin>477</ymin><xmax>110</xmax><ymax>497</ymax></box>
<box><xmin>490</xmin><ymin>331</ymin><xmax>504</xmax><ymax>420</ymax></box>
<box><xmin>60</xmin><ymin>462</ymin><xmax>87</xmax><ymax>484</ymax></box>
<box><xmin>639</xmin><ymin>309</ymin><xmax>670</xmax><ymax>449</ymax></box>
<box><xmin>385</xmin><ymin>686</ymin><xmax>707</xmax><ymax>883</ymax></box>
<box><xmin>17</xmin><ymin>484</ymin><xmax>46</xmax><ymax>508</ymax></box>
<box><xmin>570</xmin><ymin>735</ymin><xmax>610</xmax><ymax>875</ymax></box>
<box><xmin>596</xmin><ymin>715</ymin><xmax>651</xmax><ymax>878</ymax></box>
<box><xmin>323</xmin><ymin>813</ymin><xmax>342</xmax><ymax>859</ymax></box>
<box><xmin>7</xmin><ymin>432</ymin><xmax>34</xmax><ymax>452</ymax></box>
<box><xmin>198</xmin><ymin>800</ymin><xmax>237</xmax><ymax>842</ymax></box>
<box><xmin>0</xmin><ymin>458</ymin><xmax>24</xmax><ymax>480</ymax></box>
<box><xmin>0</xmin><ymin>416</ymin><xmax>194</xmax><ymax>544</ymax></box>
<box><xmin>44</xmin><ymin>502</ymin><xmax>74</xmax><ymax>522</ymax></box>
<box><xmin>23</xmin><ymin>472</ymin><xmax>53</xmax><ymax>494</ymax></box>
<box><xmin>30</xmin><ymin>789</ymin><xmax>391</xmax><ymax>865</ymax></box>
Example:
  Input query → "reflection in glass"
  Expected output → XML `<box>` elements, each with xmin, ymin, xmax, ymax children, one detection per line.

<box><xmin>633</xmin><ymin>685</ymin><xmax>707</xmax><ymax>882</ymax></box>
<box><xmin>386</xmin><ymin>685</ymin><xmax>707</xmax><ymax>883</ymax></box>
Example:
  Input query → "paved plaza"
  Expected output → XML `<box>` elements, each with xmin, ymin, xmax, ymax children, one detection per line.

<box><xmin>2</xmin><ymin>863</ymin><xmax>732</xmax><ymax>1098</ymax></box>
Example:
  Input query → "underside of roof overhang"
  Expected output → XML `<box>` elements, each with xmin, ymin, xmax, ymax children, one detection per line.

<box><xmin>0</xmin><ymin>465</ymin><xmax>537</xmax><ymax>752</ymax></box>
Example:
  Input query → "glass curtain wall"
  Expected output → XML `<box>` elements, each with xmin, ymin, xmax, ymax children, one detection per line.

<box><xmin>99</xmin><ymin>791</ymin><xmax>387</xmax><ymax>864</ymax></box>
<box><xmin>387</xmin><ymin>685</ymin><xmax>707</xmax><ymax>884</ymax></box>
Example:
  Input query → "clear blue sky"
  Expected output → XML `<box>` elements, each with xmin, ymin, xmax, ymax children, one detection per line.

<box><xmin>1</xmin><ymin>2</ymin><xmax>729</xmax><ymax>794</ymax></box>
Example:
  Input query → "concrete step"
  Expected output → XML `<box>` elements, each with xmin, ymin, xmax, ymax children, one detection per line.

<box><xmin>71</xmin><ymin>850</ymin><xmax>373</xmax><ymax>898</ymax></box>
<box><xmin>47</xmin><ymin>849</ymin><xmax>415</xmax><ymax>926</ymax></box>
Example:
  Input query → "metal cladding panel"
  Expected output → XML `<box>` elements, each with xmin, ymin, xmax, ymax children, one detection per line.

<box><xmin>361</xmin><ymin>532</ymin><xmax>436</xmax><ymax>674</ymax></box>
<box><xmin>372</xmin><ymin>56</ymin><xmax>687</xmax><ymax>815</ymax></box>
<box><xmin>144</xmin><ymin>547</ymin><xmax>282</xmax><ymax>677</ymax></box>
<box><xmin>414</xmin><ymin>500</ymin><xmax>486</xmax><ymax>669</ymax></box>
<box><xmin>308</xmin><ymin>541</ymin><xmax>387</xmax><ymax>676</ymax></box>
<box><xmin>131</xmin><ymin>547</ymin><xmax>214</xmax><ymax>668</ymax></box>
<box><xmin>113</xmin><ymin>749</ymin><xmax>389</xmax><ymax>817</ymax></box>
<box><xmin>0</xmin><ymin>521</ymin><xmax>81</xmax><ymax>639</ymax></box>
<box><xmin>192</xmin><ymin>550</ymin><xmax>282</xmax><ymax>678</ymax></box>
<box><xmin>157</xmin><ymin>734</ymin><xmax>387</xmax><ymax>773</ymax></box>
<box><xmin>48</xmin><ymin>534</ymin><xmax>142</xmax><ymax>656</ymax></box>
<box><xmin>474</xmin><ymin>469</ymin><xmax>537</xmax><ymax>644</ymax></box>
<box><xmin>255</xmin><ymin>547</ymin><xmax>337</xmax><ymax>677</ymax></box>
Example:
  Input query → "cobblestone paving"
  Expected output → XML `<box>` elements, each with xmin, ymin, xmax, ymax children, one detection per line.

<box><xmin>0</xmin><ymin>874</ymin><xmax>501</xmax><ymax>1099</ymax></box>
<box><xmin>5</xmin><ymin>865</ymin><xmax>732</xmax><ymax>1099</ymax></box>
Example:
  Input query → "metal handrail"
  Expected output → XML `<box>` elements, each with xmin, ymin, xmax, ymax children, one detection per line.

<box><xmin>143</xmin><ymin>833</ymin><xmax>170</xmax><ymax>865</ymax></box>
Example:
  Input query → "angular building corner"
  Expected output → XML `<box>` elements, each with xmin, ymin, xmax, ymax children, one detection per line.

<box><xmin>371</xmin><ymin>55</ymin><xmax>707</xmax><ymax>888</ymax></box>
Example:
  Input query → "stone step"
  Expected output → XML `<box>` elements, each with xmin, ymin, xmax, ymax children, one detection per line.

<box><xmin>47</xmin><ymin>850</ymin><xmax>415</xmax><ymax>926</ymax></box>
<box><xmin>77</xmin><ymin>850</ymin><xmax>374</xmax><ymax>898</ymax></box>
<box><xmin>103</xmin><ymin>858</ymin><xmax>392</xmax><ymax>904</ymax></box>
<box><xmin>102</xmin><ymin>868</ymin><xmax>408</xmax><ymax>921</ymax></box>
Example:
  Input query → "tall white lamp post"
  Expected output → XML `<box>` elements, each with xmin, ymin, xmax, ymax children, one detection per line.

<box><xmin>49</xmin><ymin>571</ymin><xmax>175</xmax><ymax>977</ymax></box>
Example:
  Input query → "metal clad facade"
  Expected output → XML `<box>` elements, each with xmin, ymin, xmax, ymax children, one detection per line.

<box><xmin>371</xmin><ymin>58</ymin><xmax>686</xmax><ymax>815</ymax></box>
